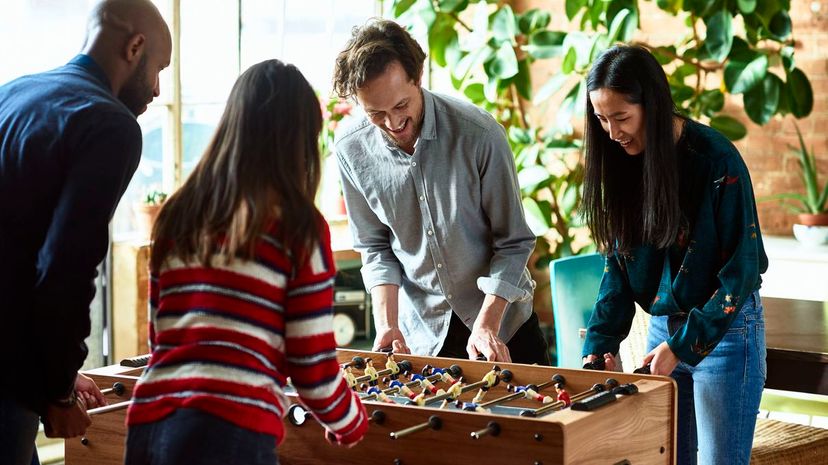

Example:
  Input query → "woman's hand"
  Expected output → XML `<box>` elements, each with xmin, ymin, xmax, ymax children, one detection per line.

<box><xmin>642</xmin><ymin>342</ymin><xmax>679</xmax><ymax>376</ymax></box>
<box><xmin>582</xmin><ymin>353</ymin><xmax>619</xmax><ymax>371</ymax></box>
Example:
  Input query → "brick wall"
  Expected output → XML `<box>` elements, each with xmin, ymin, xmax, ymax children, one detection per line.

<box><xmin>515</xmin><ymin>0</ymin><xmax>828</xmax><ymax>235</ymax></box>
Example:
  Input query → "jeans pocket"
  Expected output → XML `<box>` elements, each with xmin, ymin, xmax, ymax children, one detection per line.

<box><xmin>754</xmin><ymin>322</ymin><xmax>767</xmax><ymax>381</ymax></box>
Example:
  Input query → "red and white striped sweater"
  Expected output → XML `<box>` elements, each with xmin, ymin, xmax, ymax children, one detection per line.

<box><xmin>125</xmin><ymin>221</ymin><xmax>367</xmax><ymax>445</ymax></box>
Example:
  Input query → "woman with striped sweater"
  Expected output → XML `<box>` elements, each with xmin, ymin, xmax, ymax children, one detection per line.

<box><xmin>124</xmin><ymin>59</ymin><xmax>368</xmax><ymax>465</ymax></box>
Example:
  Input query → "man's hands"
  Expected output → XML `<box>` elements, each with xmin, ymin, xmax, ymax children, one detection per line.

<box><xmin>75</xmin><ymin>373</ymin><xmax>107</xmax><ymax>409</ymax></box>
<box><xmin>372</xmin><ymin>327</ymin><xmax>410</xmax><ymax>354</ymax></box>
<box><xmin>43</xmin><ymin>373</ymin><xmax>106</xmax><ymax>438</ymax></box>
<box><xmin>467</xmin><ymin>294</ymin><xmax>511</xmax><ymax>362</ymax></box>
<box><xmin>467</xmin><ymin>326</ymin><xmax>511</xmax><ymax>362</ymax></box>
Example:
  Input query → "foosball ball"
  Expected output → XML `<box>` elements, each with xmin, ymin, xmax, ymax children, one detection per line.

<box><xmin>66</xmin><ymin>350</ymin><xmax>677</xmax><ymax>465</ymax></box>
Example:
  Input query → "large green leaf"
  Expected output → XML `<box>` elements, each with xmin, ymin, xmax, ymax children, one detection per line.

<box><xmin>485</xmin><ymin>42</ymin><xmax>519</xmax><ymax>79</ymax></box>
<box><xmin>607</xmin><ymin>0</ymin><xmax>638</xmax><ymax>42</ymax></box>
<box><xmin>525</xmin><ymin>31</ymin><xmax>566</xmax><ymax>59</ymax></box>
<box><xmin>671</xmin><ymin>85</ymin><xmax>695</xmax><ymax>103</ymax></box>
<box><xmin>438</xmin><ymin>0</ymin><xmax>468</xmax><ymax>13</ymax></box>
<box><xmin>562</xmin><ymin>47</ymin><xmax>577</xmax><ymax>74</ymax></box>
<box><xmin>556</xmin><ymin>82</ymin><xmax>582</xmax><ymax>130</ymax></box>
<box><xmin>392</xmin><ymin>0</ymin><xmax>417</xmax><ymax>17</ymax></box>
<box><xmin>519</xmin><ymin>165</ymin><xmax>553</xmax><ymax>192</ymax></box>
<box><xmin>606</xmin><ymin>8</ymin><xmax>632</xmax><ymax>45</ymax></box>
<box><xmin>565</xmin><ymin>0</ymin><xmax>586</xmax><ymax>21</ymax></box>
<box><xmin>699</xmin><ymin>89</ymin><xmax>725</xmax><ymax>117</ymax></box>
<box><xmin>786</xmin><ymin>67</ymin><xmax>814</xmax><ymax>118</ymax></box>
<box><xmin>710</xmin><ymin>115</ymin><xmax>747</xmax><ymax>141</ymax></box>
<box><xmin>429</xmin><ymin>14</ymin><xmax>457</xmax><ymax>68</ymax></box>
<box><xmin>484</xmin><ymin>75</ymin><xmax>499</xmax><ymax>103</ymax></box>
<box><xmin>769</xmin><ymin>10</ymin><xmax>792</xmax><ymax>39</ymax></box>
<box><xmin>744</xmin><ymin>73</ymin><xmax>781</xmax><ymax>125</ymax></box>
<box><xmin>489</xmin><ymin>5</ymin><xmax>517</xmax><ymax>45</ymax></box>
<box><xmin>453</xmin><ymin>45</ymin><xmax>493</xmax><ymax>82</ymax></box>
<box><xmin>705</xmin><ymin>11</ymin><xmax>734</xmax><ymax>62</ymax></box>
<box><xmin>522</xmin><ymin>197</ymin><xmax>552</xmax><ymax>236</ymax></box>
<box><xmin>724</xmin><ymin>53</ymin><xmax>768</xmax><ymax>94</ymax></box>
<box><xmin>738</xmin><ymin>0</ymin><xmax>757</xmax><ymax>14</ymax></box>
<box><xmin>514</xmin><ymin>59</ymin><xmax>532</xmax><ymax>100</ymax></box>
<box><xmin>518</xmin><ymin>8</ymin><xmax>551</xmax><ymax>34</ymax></box>
<box><xmin>463</xmin><ymin>83</ymin><xmax>485</xmax><ymax>103</ymax></box>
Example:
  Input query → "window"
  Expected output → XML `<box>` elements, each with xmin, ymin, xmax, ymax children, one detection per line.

<box><xmin>112</xmin><ymin>0</ymin><xmax>380</xmax><ymax>238</ymax></box>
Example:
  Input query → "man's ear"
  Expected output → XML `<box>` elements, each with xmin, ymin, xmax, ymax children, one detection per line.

<box><xmin>124</xmin><ymin>33</ymin><xmax>147</xmax><ymax>63</ymax></box>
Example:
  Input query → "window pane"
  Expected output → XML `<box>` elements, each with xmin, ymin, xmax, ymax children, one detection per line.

<box><xmin>181</xmin><ymin>104</ymin><xmax>225</xmax><ymax>179</ymax></box>
<box><xmin>180</xmin><ymin>0</ymin><xmax>239</xmax><ymax>103</ymax></box>
<box><xmin>113</xmin><ymin>106</ymin><xmax>168</xmax><ymax>239</ymax></box>
<box><xmin>0</xmin><ymin>0</ymin><xmax>87</xmax><ymax>85</ymax></box>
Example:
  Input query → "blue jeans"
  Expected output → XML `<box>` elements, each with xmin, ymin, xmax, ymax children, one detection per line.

<box><xmin>125</xmin><ymin>408</ymin><xmax>279</xmax><ymax>465</ymax></box>
<box><xmin>0</xmin><ymin>395</ymin><xmax>41</xmax><ymax>465</ymax></box>
<box><xmin>647</xmin><ymin>290</ymin><xmax>766</xmax><ymax>465</ymax></box>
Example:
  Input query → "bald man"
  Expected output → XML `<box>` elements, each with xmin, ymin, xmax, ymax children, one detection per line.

<box><xmin>0</xmin><ymin>1</ymin><xmax>171</xmax><ymax>464</ymax></box>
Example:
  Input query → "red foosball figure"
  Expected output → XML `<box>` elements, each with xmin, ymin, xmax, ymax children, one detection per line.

<box><xmin>555</xmin><ymin>382</ymin><xmax>571</xmax><ymax>407</ymax></box>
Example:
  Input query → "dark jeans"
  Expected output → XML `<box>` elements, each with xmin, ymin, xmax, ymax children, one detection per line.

<box><xmin>0</xmin><ymin>395</ymin><xmax>41</xmax><ymax>465</ymax></box>
<box><xmin>437</xmin><ymin>311</ymin><xmax>551</xmax><ymax>365</ymax></box>
<box><xmin>125</xmin><ymin>408</ymin><xmax>279</xmax><ymax>465</ymax></box>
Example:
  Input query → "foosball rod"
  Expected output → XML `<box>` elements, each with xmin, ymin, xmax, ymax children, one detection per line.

<box><xmin>478</xmin><ymin>374</ymin><xmax>565</xmax><ymax>409</ymax></box>
<box><xmin>389</xmin><ymin>415</ymin><xmax>442</xmax><ymax>440</ymax></box>
<box><xmin>422</xmin><ymin>366</ymin><xmax>513</xmax><ymax>406</ymax></box>
<box><xmin>522</xmin><ymin>378</ymin><xmax>618</xmax><ymax>417</ymax></box>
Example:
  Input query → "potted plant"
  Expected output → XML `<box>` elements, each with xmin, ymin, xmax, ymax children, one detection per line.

<box><xmin>767</xmin><ymin>122</ymin><xmax>828</xmax><ymax>245</ymax></box>
<box><xmin>134</xmin><ymin>190</ymin><xmax>168</xmax><ymax>237</ymax></box>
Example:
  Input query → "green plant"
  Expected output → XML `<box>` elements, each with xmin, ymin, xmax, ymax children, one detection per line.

<box><xmin>389</xmin><ymin>0</ymin><xmax>813</xmax><ymax>265</ymax></box>
<box><xmin>319</xmin><ymin>95</ymin><xmax>353</xmax><ymax>157</ymax></box>
<box><xmin>765</xmin><ymin>122</ymin><xmax>828</xmax><ymax>215</ymax></box>
<box><xmin>143</xmin><ymin>190</ymin><xmax>168</xmax><ymax>206</ymax></box>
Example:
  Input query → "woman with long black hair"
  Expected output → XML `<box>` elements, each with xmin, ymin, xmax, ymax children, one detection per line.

<box><xmin>580</xmin><ymin>45</ymin><xmax>767</xmax><ymax>465</ymax></box>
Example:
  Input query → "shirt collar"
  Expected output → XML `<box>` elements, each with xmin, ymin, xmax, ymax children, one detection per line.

<box><xmin>419</xmin><ymin>88</ymin><xmax>437</xmax><ymax>141</ymax></box>
<box><xmin>67</xmin><ymin>54</ymin><xmax>113</xmax><ymax>91</ymax></box>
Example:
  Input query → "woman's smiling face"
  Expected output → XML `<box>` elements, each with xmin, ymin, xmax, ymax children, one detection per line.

<box><xmin>589</xmin><ymin>88</ymin><xmax>646</xmax><ymax>155</ymax></box>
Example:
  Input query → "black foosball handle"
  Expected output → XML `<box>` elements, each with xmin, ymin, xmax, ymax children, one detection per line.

<box><xmin>570</xmin><ymin>391</ymin><xmax>617</xmax><ymax>411</ymax></box>
<box><xmin>633</xmin><ymin>363</ymin><xmax>651</xmax><ymax>375</ymax></box>
<box><xmin>582</xmin><ymin>357</ymin><xmax>606</xmax><ymax>371</ymax></box>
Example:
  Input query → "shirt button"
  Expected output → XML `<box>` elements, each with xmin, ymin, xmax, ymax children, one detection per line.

<box><xmin>437</xmin><ymin>263</ymin><xmax>442</xmax><ymax>269</ymax></box>
<box><xmin>447</xmin><ymin>294</ymin><xmax>453</xmax><ymax>300</ymax></box>
<box><xmin>427</xmin><ymin>230</ymin><xmax>433</xmax><ymax>236</ymax></box>
<box><xmin>411</xmin><ymin>161</ymin><xmax>417</xmax><ymax>166</ymax></box>
<box><xmin>419</xmin><ymin>195</ymin><xmax>424</xmax><ymax>201</ymax></box>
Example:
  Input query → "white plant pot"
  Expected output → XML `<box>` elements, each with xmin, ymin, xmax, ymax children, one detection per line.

<box><xmin>792</xmin><ymin>224</ymin><xmax>828</xmax><ymax>246</ymax></box>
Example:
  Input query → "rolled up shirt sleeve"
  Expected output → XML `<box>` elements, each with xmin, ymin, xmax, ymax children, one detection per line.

<box><xmin>476</xmin><ymin>125</ymin><xmax>536</xmax><ymax>303</ymax></box>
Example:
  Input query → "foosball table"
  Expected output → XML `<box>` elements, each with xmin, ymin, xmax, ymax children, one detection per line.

<box><xmin>66</xmin><ymin>349</ymin><xmax>677</xmax><ymax>465</ymax></box>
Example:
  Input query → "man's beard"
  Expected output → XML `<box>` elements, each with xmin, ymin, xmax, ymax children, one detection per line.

<box><xmin>118</xmin><ymin>55</ymin><xmax>153</xmax><ymax>116</ymax></box>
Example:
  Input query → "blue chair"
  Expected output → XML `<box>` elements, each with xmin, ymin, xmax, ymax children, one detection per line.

<box><xmin>549</xmin><ymin>253</ymin><xmax>604</xmax><ymax>368</ymax></box>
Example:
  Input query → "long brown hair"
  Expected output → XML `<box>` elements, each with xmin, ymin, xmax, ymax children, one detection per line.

<box><xmin>150</xmin><ymin>59</ymin><xmax>323</xmax><ymax>271</ymax></box>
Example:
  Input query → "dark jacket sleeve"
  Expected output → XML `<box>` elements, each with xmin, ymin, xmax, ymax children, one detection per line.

<box><xmin>31</xmin><ymin>112</ymin><xmax>141</xmax><ymax>410</ymax></box>
<box><xmin>582</xmin><ymin>251</ymin><xmax>637</xmax><ymax>358</ymax></box>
